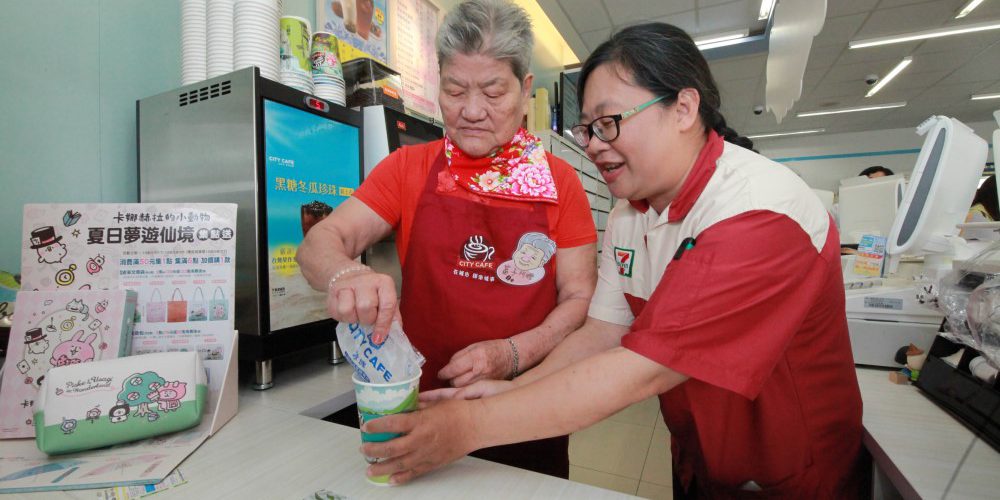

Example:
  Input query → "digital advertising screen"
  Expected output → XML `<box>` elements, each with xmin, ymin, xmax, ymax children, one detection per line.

<box><xmin>263</xmin><ymin>99</ymin><xmax>360</xmax><ymax>332</ymax></box>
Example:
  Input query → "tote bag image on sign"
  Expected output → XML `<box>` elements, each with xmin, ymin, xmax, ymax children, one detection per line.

<box><xmin>167</xmin><ymin>288</ymin><xmax>187</xmax><ymax>323</ymax></box>
<box><xmin>188</xmin><ymin>287</ymin><xmax>207</xmax><ymax>321</ymax></box>
<box><xmin>146</xmin><ymin>289</ymin><xmax>166</xmax><ymax>323</ymax></box>
<box><xmin>210</xmin><ymin>286</ymin><xmax>228</xmax><ymax>321</ymax></box>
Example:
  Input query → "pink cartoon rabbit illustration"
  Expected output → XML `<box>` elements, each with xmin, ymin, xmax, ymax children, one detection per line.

<box><xmin>50</xmin><ymin>330</ymin><xmax>97</xmax><ymax>367</ymax></box>
<box><xmin>155</xmin><ymin>381</ymin><xmax>188</xmax><ymax>412</ymax></box>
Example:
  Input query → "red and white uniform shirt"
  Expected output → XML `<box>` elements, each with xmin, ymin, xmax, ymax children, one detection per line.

<box><xmin>589</xmin><ymin>131</ymin><xmax>864</xmax><ymax>498</ymax></box>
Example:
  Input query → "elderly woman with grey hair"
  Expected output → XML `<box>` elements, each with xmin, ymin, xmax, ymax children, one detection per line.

<box><xmin>298</xmin><ymin>0</ymin><xmax>597</xmax><ymax>477</ymax></box>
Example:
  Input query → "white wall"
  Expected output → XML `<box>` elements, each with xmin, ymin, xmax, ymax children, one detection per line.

<box><xmin>757</xmin><ymin>120</ymin><xmax>997</xmax><ymax>191</ymax></box>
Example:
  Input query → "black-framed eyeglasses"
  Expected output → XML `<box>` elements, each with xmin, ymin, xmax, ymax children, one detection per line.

<box><xmin>570</xmin><ymin>95</ymin><xmax>671</xmax><ymax>149</ymax></box>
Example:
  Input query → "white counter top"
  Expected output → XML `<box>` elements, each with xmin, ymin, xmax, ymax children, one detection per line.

<box><xmin>4</xmin><ymin>356</ymin><xmax>633</xmax><ymax>499</ymax></box>
<box><xmin>5</xmin><ymin>359</ymin><xmax>998</xmax><ymax>498</ymax></box>
<box><xmin>856</xmin><ymin>367</ymin><xmax>1000</xmax><ymax>499</ymax></box>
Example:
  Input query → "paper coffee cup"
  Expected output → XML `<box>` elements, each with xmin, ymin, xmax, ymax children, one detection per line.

<box><xmin>310</xmin><ymin>31</ymin><xmax>344</xmax><ymax>79</ymax></box>
<box><xmin>280</xmin><ymin>16</ymin><xmax>312</xmax><ymax>74</ymax></box>
<box><xmin>353</xmin><ymin>369</ymin><xmax>421</xmax><ymax>486</ymax></box>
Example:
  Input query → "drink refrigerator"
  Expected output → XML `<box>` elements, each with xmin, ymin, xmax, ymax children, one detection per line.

<box><xmin>360</xmin><ymin>105</ymin><xmax>443</xmax><ymax>289</ymax></box>
<box><xmin>137</xmin><ymin>67</ymin><xmax>363</xmax><ymax>389</ymax></box>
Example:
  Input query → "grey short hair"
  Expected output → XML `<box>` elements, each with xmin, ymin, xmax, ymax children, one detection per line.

<box><xmin>517</xmin><ymin>232</ymin><xmax>555</xmax><ymax>264</ymax></box>
<box><xmin>436</xmin><ymin>0</ymin><xmax>534</xmax><ymax>82</ymax></box>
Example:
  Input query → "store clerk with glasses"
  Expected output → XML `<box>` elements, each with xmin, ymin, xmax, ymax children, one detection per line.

<box><xmin>360</xmin><ymin>22</ymin><xmax>865</xmax><ymax>498</ymax></box>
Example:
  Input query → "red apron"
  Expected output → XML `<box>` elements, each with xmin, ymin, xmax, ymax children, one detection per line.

<box><xmin>400</xmin><ymin>151</ymin><xmax>557</xmax><ymax>391</ymax></box>
<box><xmin>399</xmin><ymin>150</ymin><xmax>568</xmax><ymax>478</ymax></box>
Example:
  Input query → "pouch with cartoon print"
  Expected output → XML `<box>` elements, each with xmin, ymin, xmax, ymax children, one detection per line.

<box><xmin>34</xmin><ymin>351</ymin><xmax>207</xmax><ymax>455</ymax></box>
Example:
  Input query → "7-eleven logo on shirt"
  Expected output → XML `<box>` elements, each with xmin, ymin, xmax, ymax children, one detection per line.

<box><xmin>614</xmin><ymin>247</ymin><xmax>635</xmax><ymax>277</ymax></box>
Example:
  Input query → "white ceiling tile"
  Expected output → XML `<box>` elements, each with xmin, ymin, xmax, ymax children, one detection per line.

<box><xmin>977</xmin><ymin>81</ymin><xmax>1000</xmax><ymax>93</ymax></box>
<box><xmin>720</xmin><ymin>87</ymin><xmax>761</xmax><ymax>117</ymax></box>
<box><xmin>836</xmin><ymin>43</ymin><xmax>917</xmax><ymax>65</ymax></box>
<box><xmin>883</xmin><ymin>109</ymin><xmax>938</xmax><ymax>126</ymax></box>
<box><xmin>876</xmin><ymin>0</ymin><xmax>964</xmax><ymax>10</ymax></box>
<box><xmin>862</xmin><ymin>87</ymin><xmax>924</xmax><ymax>102</ymax></box>
<box><xmin>802</xmin><ymin>68</ymin><xmax>829</xmax><ymax>88</ymax></box>
<box><xmin>855</xmin><ymin>2</ymin><xmax>960</xmax><ymax>39</ymax></box>
<box><xmin>912</xmin><ymin>81</ymin><xmax>993</xmax><ymax>106</ymax></box>
<box><xmin>578</xmin><ymin>28</ymin><xmax>612</xmax><ymax>52</ymax></box>
<box><xmin>806</xmin><ymin>45</ymin><xmax>845</xmax><ymax>69</ymax></box>
<box><xmin>823</xmin><ymin>59</ymin><xmax>911</xmax><ymax>84</ymax></box>
<box><xmin>807</xmin><ymin>80</ymin><xmax>870</xmax><ymax>100</ymax></box>
<box><xmin>879</xmin><ymin>0</ymin><xmax>968</xmax><ymax>8</ymax></box>
<box><xmin>969</xmin><ymin>0</ymin><xmax>1000</xmax><ymax>18</ymax></box>
<box><xmin>948</xmin><ymin>105</ymin><xmax>1000</xmax><ymax>124</ymax></box>
<box><xmin>884</xmin><ymin>70</ymin><xmax>950</xmax><ymax>90</ymax></box>
<box><xmin>827</xmin><ymin>0</ymin><xmax>879</xmax><ymax>18</ymax></box>
<box><xmin>914</xmin><ymin>32</ymin><xmax>1000</xmax><ymax>55</ymax></box>
<box><xmin>812</xmin><ymin>13</ymin><xmax>866</xmax><ymax>48</ymax></box>
<box><xmin>559</xmin><ymin>0</ymin><xmax>611</xmax><ymax>33</ymax></box>
<box><xmin>697</xmin><ymin>0</ymin><xmax>740</xmax><ymax>7</ymax></box>
<box><xmin>603</xmin><ymin>0</ymin><xmax>695</xmax><ymax>27</ymax></box>
<box><xmin>905</xmin><ymin>51</ymin><xmax>974</xmax><ymax>74</ymax></box>
<box><xmin>697</xmin><ymin>0</ymin><xmax>757</xmax><ymax>34</ymax></box>
<box><xmin>551</xmin><ymin>0</ymin><xmax>997</xmax><ymax>135</ymax></box>
<box><xmin>831</xmin><ymin>112</ymin><xmax>888</xmax><ymax>129</ymax></box>
<box><xmin>938</xmin><ymin>57</ymin><xmax>1000</xmax><ymax>85</ymax></box>
<box><xmin>798</xmin><ymin>92</ymin><xmax>869</xmax><ymax>110</ymax></box>
<box><xmin>719</xmin><ymin>76</ymin><xmax>761</xmax><ymax>99</ymax></box>
<box><xmin>651</xmin><ymin>10</ymin><xmax>699</xmax><ymax>34</ymax></box>
<box><xmin>708</xmin><ymin>53</ymin><xmax>766</xmax><ymax>81</ymax></box>
<box><xmin>922</xmin><ymin>100</ymin><xmax>998</xmax><ymax>123</ymax></box>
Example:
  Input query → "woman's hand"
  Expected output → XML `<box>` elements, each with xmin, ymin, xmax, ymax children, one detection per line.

<box><xmin>437</xmin><ymin>339</ymin><xmax>513</xmax><ymax>387</ymax></box>
<box><xmin>327</xmin><ymin>269</ymin><xmax>399</xmax><ymax>343</ymax></box>
<box><xmin>361</xmin><ymin>399</ymin><xmax>480</xmax><ymax>485</ymax></box>
<box><xmin>419</xmin><ymin>379</ymin><xmax>515</xmax><ymax>403</ymax></box>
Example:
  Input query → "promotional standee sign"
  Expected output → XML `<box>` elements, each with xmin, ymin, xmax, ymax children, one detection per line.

<box><xmin>19</xmin><ymin>204</ymin><xmax>237</xmax><ymax>403</ymax></box>
<box><xmin>263</xmin><ymin>99</ymin><xmax>360</xmax><ymax>331</ymax></box>
<box><xmin>0</xmin><ymin>204</ymin><xmax>237</xmax><ymax>493</ymax></box>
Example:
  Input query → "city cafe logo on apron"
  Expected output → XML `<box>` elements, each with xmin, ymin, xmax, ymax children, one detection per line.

<box><xmin>614</xmin><ymin>247</ymin><xmax>635</xmax><ymax>277</ymax></box>
<box><xmin>458</xmin><ymin>235</ymin><xmax>496</xmax><ymax>269</ymax></box>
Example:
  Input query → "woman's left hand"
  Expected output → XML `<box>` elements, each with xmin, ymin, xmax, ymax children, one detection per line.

<box><xmin>437</xmin><ymin>339</ymin><xmax>513</xmax><ymax>387</ymax></box>
<box><xmin>361</xmin><ymin>399</ymin><xmax>479</xmax><ymax>484</ymax></box>
<box><xmin>420</xmin><ymin>379</ymin><xmax>515</xmax><ymax>403</ymax></box>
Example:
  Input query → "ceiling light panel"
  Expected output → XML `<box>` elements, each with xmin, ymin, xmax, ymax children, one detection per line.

<box><xmin>849</xmin><ymin>20</ymin><xmax>1000</xmax><ymax>49</ymax></box>
<box><xmin>865</xmin><ymin>57</ymin><xmax>913</xmax><ymax>98</ymax></box>
<box><xmin>747</xmin><ymin>129</ymin><xmax>826</xmax><ymax>139</ymax></box>
<box><xmin>797</xmin><ymin>102</ymin><xmax>907</xmax><ymax>117</ymax></box>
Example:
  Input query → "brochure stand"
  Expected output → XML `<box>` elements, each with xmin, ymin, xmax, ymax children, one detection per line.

<box><xmin>0</xmin><ymin>334</ymin><xmax>239</xmax><ymax>494</ymax></box>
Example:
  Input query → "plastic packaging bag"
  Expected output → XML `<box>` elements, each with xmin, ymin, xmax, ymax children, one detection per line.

<box><xmin>937</xmin><ymin>240</ymin><xmax>1000</xmax><ymax>347</ymax></box>
<box><xmin>965</xmin><ymin>276</ymin><xmax>1000</xmax><ymax>368</ymax></box>
<box><xmin>335</xmin><ymin>321</ymin><xmax>424</xmax><ymax>384</ymax></box>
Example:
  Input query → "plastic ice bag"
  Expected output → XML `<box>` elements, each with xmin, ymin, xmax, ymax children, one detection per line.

<box><xmin>335</xmin><ymin>321</ymin><xmax>424</xmax><ymax>384</ymax></box>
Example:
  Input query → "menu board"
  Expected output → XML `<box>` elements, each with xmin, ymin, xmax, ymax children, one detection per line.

<box><xmin>390</xmin><ymin>0</ymin><xmax>440</xmax><ymax>119</ymax></box>
<box><xmin>262</xmin><ymin>99</ymin><xmax>360</xmax><ymax>332</ymax></box>
<box><xmin>318</xmin><ymin>0</ymin><xmax>390</xmax><ymax>63</ymax></box>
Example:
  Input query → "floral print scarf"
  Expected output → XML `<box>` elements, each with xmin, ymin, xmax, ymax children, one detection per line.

<box><xmin>443</xmin><ymin>128</ymin><xmax>558</xmax><ymax>204</ymax></box>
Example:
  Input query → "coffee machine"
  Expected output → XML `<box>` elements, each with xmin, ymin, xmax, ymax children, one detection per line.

<box><xmin>137</xmin><ymin>67</ymin><xmax>363</xmax><ymax>389</ymax></box>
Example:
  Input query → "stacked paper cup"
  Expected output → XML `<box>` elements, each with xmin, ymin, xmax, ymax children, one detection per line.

<box><xmin>279</xmin><ymin>16</ymin><xmax>313</xmax><ymax>93</ymax></box>
<box><xmin>206</xmin><ymin>0</ymin><xmax>234</xmax><ymax>77</ymax></box>
<box><xmin>310</xmin><ymin>32</ymin><xmax>346</xmax><ymax>105</ymax></box>
<box><xmin>234</xmin><ymin>0</ymin><xmax>280</xmax><ymax>80</ymax></box>
<box><xmin>181</xmin><ymin>0</ymin><xmax>208</xmax><ymax>85</ymax></box>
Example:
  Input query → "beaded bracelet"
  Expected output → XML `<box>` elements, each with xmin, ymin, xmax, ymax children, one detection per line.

<box><xmin>326</xmin><ymin>265</ymin><xmax>371</xmax><ymax>291</ymax></box>
<box><xmin>507</xmin><ymin>337</ymin><xmax>520</xmax><ymax>379</ymax></box>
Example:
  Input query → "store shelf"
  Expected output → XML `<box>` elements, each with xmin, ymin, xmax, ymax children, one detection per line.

<box><xmin>540</xmin><ymin>130</ymin><xmax>613</xmax><ymax>252</ymax></box>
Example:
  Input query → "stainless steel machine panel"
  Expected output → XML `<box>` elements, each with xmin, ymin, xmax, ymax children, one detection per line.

<box><xmin>138</xmin><ymin>68</ymin><xmax>264</xmax><ymax>343</ymax></box>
